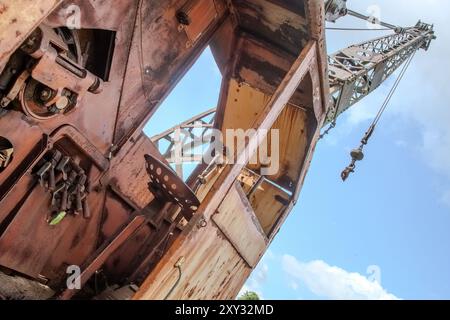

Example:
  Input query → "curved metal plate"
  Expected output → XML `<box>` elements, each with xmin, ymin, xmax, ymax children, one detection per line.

<box><xmin>144</xmin><ymin>154</ymin><xmax>199</xmax><ymax>220</ymax></box>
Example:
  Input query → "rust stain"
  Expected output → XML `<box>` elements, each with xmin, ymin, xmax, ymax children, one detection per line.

<box><xmin>0</xmin><ymin>3</ymin><xmax>8</xmax><ymax>14</ymax></box>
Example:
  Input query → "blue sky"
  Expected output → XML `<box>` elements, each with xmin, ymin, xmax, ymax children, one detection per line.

<box><xmin>145</xmin><ymin>0</ymin><xmax>450</xmax><ymax>300</ymax></box>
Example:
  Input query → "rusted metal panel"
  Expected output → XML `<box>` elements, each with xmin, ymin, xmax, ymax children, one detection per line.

<box><xmin>220</xmin><ymin>79</ymin><xmax>271</xmax><ymax>134</ymax></box>
<box><xmin>180</xmin><ymin>0</ymin><xmax>219</xmax><ymax>44</ymax></box>
<box><xmin>45</xmin><ymin>0</ymin><xmax>138</xmax><ymax>31</ymax></box>
<box><xmin>0</xmin><ymin>183</ymin><xmax>105</xmax><ymax>282</ymax></box>
<box><xmin>113</xmin><ymin>0</ymin><xmax>228</xmax><ymax>147</ymax></box>
<box><xmin>0</xmin><ymin>0</ymin><xmax>148</xmax><ymax>289</ymax></box>
<box><xmin>59</xmin><ymin>215</ymin><xmax>146</xmax><ymax>300</ymax></box>
<box><xmin>212</xmin><ymin>183</ymin><xmax>267</xmax><ymax>267</ymax></box>
<box><xmin>234</xmin><ymin>35</ymin><xmax>296</xmax><ymax>94</ymax></box>
<box><xmin>306</xmin><ymin>0</ymin><xmax>330</xmax><ymax>117</ymax></box>
<box><xmin>218</xmin><ymin>78</ymin><xmax>311</xmax><ymax>191</ymax></box>
<box><xmin>0</xmin><ymin>0</ymin><xmax>139</xmax><ymax>153</ymax></box>
<box><xmin>0</xmin><ymin>0</ymin><xmax>63</xmax><ymax>74</ymax></box>
<box><xmin>238</xmin><ymin>169</ymin><xmax>290</xmax><ymax>237</ymax></box>
<box><xmin>0</xmin><ymin>127</ymin><xmax>109</xmax><ymax>283</ymax></box>
<box><xmin>99</xmin><ymin>191</ymin><xmax>136</xmax><ymax>245</ymax></box>
<box><xmin>109</xmin><ymin>134</ymin><xmax>160</xmax><ymax>210</ymax></box>
<box><xmin>232</xmin><ymin>0</ymin><xmax>309</xmax><ymax>56</ymax></box>
<box><xmin>0</xmin><ymin>112</ymin><xmax>45</xmax><ymax>205</ymax></box>
<box><xmin>209</xmin><ymin>18</ymin><xmax>237</xmax><ymax>74</ymax></box>
<box><xmin>34</xmin><ymin>0</ymin><xmax>139</xmax><ymax>154</ymax></box>
<box><xmin>102</xmin><ymin>219</ymin><xmax>153</xmax><ymax>282</ymax></box>
<box><xmin>134</xmin><ymin>218</ymin><xmax>252</xmax><ymax>300</ymax></box>
<box><xmin>249</xmin><ymin>104</ymin><xmax>310</xmax><ymax>189</ymax></box>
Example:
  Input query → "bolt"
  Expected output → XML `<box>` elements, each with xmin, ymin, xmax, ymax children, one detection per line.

<box><xmin>176</xmin><ymin>11</ymin><xmax>191</xmax><ymax>26</ymax></box>
<box><xmin>26</xmin><ymin>38</ymin><xmax>35</xmax><ymax>47</ymax></box>
<box><xmin>40</xmin><ymin>88</ymin><xmax>52</xmax><ymax>102</ymax></box>
<box><xmin>55</xmin><ymin>96</ymin><xmax>69</xmax><ymax>110</ymax></box>
<box><xmin>197</xmin><ymin>218</ymin><xmax>207</xmax><ymax>228</ymax></box>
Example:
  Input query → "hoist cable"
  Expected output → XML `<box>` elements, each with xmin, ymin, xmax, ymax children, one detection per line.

<box><xmin>370</xmin><ymin>51</ymin><xmax>416</xmax><ymax>131</ymax></box>
<box><xmin>321</xmin><ymin>31</ymin><xmax>416</xmax><ymax>141</ymax></box>
<box><xmin>326</xmin><ymin>27</ymin><xmax>392</xmax><ymax>31</ymax></box>
<box><xmin>340</xmin><ymin>51</ymin><xmax>416</xmax><ymax>181</ymax></box>
<box><xmin>346</xmin><ymin>9</ymin><xmax>399</xmax><ymax>31</ymax></box>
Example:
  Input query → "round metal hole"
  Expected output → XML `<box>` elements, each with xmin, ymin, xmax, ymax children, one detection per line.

<box><xmin>156</xmin><ymin>167</ymin><xmax>162</xmax><ymax>175</ymax></box>
<box><xmin>0</xmin><ymin>136</ymin><xmax>14</xmax><ymax>173</ymax></box>
<box><xmin>164</xmin><ymin>175</ymin><xmax>169</xmax><ymax>182</ymax></box>
<box><xmin>171</xmin><ymin>184</ymin><xmax>177</xmax><ymax>190</ymax></box>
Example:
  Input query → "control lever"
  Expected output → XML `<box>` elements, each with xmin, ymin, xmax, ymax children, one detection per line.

<box><xmin>56</xmin><ymin>156</ymin><xmax>71</xmax><ymax>181</ymax></box>
<box><xmin>36</xmin><ymin>161</ymin><xmax>51</xmax><ymax>188</ymax></box>
<box><xmin>60</xmin><ymin>170</ymin><xmax>78</xmax><ymax>212</ymax></box>
<box><xmin>48</xmin><ymin>151</ymin><xmax>62</xmax><ymax>191</ymax></box>
<box><xmin>51</xmin><ymin>182</ymin><xmax>65</xmax><ymax>209</ymax></box>
<box><xmin>74</xmin><ymin>173</ymin><xmax>87</xmax><ymax>215</ymax></box>
<box><xmin>35</xmin><ymin>150</ymin><xmax>61</xmax><ymax>189</ymax></box>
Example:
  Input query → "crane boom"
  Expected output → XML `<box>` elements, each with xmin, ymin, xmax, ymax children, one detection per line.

<box><xmin>326</xmin><ymin>21</ymin><xmax>435</xmax><ymax>123</ymax></box>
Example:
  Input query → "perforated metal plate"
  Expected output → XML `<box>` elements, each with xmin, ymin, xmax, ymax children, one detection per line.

<box><xmin>144</xmin><ymin>154</ymin><xmax>199</xmax><ymax>220</ymax></box>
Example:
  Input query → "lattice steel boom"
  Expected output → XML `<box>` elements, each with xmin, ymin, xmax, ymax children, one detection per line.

<box><xmin>326</xmin><ymin>21</ymin><xmax>435</xmax><ymax>123</ymax></box>
<box><xmin>151</xmin><ymin>108</ymin><xmax>216</xmax><ymax>178</ymax></box>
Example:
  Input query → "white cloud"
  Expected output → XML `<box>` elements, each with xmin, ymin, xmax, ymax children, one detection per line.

<box><xmin>346</xmin><ymin>101</ymin><xmax>378</xmax><ymax>127</ymax></box>
<box><xmin>282</xmin><ymin>255</ymin><xmax>399</xmax><ymax>300</ymax></box>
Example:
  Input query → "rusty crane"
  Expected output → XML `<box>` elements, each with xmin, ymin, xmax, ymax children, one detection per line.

<box><xmin>0</xmin><ymin>0</ymin><xmax>434</xmax><ymax>299</ymax></box>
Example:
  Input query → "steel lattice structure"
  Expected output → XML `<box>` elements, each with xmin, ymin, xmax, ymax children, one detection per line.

<box><xmin>151</xmin><ymin>108</ymin><xmax>216</xmax><ymax>178</ymax></box>
<box><xmin>326</xmin><ymin>21</ymin><xmax>435</xmax><ymax>123</ymax></box>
